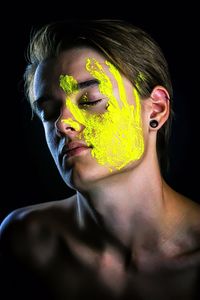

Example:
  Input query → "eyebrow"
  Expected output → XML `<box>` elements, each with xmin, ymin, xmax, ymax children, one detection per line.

<box><xmin>34</xmin><ymin>79</ymin><xmax>100</xmax><ymax>106</ymax></box>
<box><xmin>33</xmin><ymin>95</ymin><xmax>57</xmax><ymax>110</ymax></box>
<box><xmin>77</xmin><ymin>79</ymin><xmax>100</xmax><ymax>90</ymax></box>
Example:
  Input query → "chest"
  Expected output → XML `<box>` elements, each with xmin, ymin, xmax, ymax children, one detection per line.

<box><xmin>22</xmin><ymin>221</ymin><xmax>199</xmax><ymax>300</ymax></box>
<box><xmin>95</xmin><ymin>252</ymin><xmax>198</xmax><ymax>300</ymax></box>
<box><xmin>41</xmin><ymin>241</ymin><xmax>199</xmax><ymax>300</ymax></box>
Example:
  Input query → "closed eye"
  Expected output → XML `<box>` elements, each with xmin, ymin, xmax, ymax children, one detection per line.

<box><xmin>79</xmin><ymin>99</ymin><xmax>103</xmax><ymax>107</ymax></box>
<box><xmin>33</xmin><ymin>97</ymin><xmax>61</xmax><ymax>121</ymax></box>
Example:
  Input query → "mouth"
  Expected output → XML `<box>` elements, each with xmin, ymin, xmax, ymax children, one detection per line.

<box><xmin>60</xmin><ymin>141</ymin><xmax>92</xmax><ymax>161</ymax></box>
<box><xmin>66</xmin><ymin>145</ymin><xmax>91</xmax><ymax>158</ymax></box>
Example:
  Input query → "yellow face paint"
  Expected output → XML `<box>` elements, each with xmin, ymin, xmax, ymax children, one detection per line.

<box><xmin>60</xmin><ymin>75</ymin><xmax>78</xmax><ymax>94</ymax></box>
<box><xmin>60</xmin><ymin>59</ymin><xmax>144</xmax><ymax>172</ymax></box>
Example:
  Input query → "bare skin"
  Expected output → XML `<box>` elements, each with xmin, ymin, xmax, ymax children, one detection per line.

<box><xmin>1</xmin><ymin>47</ymin><xmax>200</xmax><ymax>299</ymax></box>
<box><xmin>1</xmin><ymin>191</ymin><xmax>200</xmax><ymax>300</ymax></box>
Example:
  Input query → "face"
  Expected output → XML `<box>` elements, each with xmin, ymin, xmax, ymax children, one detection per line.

<box><xmin>33</xmin><ymin>48</ymin><xmax>145</xmax><ymax>190</ymax></box>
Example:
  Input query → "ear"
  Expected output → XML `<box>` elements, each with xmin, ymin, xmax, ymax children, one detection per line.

<box><xmin>149</xmin><ymin>86</ymin><xmax>170</xmax><ymax>130</ymax></box>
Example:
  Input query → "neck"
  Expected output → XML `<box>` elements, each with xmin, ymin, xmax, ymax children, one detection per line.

<box><xmin>77</xmin><ymin>150</ymin><xmax>169</xmax><ymax>249</ymax></box>
<box><xmin>75</xmin><ymin>144</ymin><xmax>199</xmax><ymax>272</ymax></box>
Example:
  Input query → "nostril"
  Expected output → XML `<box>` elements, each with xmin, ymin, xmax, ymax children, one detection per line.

<box><xmin>61</xmin><ymin>118</ymin><xmax>81</xmax><ymax>131</ymax></box>
<box><xmin>67</xmin><ymin>127</ymin><xmax>76</xmax><ymax>131</ymax></box>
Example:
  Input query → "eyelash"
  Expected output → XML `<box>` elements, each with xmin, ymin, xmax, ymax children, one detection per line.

<box><xmin>36</xmin><ymin>98</ymin><xmax>105</xmax><ymax>122</ymax></box>
<box><xmin>79</xmin><ymin>99</ymin><xmax>103</xmax><ymax>107</ymax></box>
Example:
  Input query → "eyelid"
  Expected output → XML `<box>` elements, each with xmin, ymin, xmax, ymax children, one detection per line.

<box><xmin>34</xmin><ymin>98</ymin><xmax>62</xmax><ymax>121</ymax></box>
<box><xmin>79</xmin><ymin>99</ymin><xmax>103</xmax><ymax>106</ymax></box>
<box><xmin>34</xmin><ymin>97</ymin><xmax>52</xmax><ymax>111</ymax></box>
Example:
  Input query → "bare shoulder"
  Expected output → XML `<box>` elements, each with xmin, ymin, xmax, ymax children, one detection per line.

<box><xmin>0</xmin><ymin>196</ymin><xmax>108</xmax><ymax>300</ymax></box>
<box><xmin>175</xmin><ymin>192</ymin><xmax>200</xmax><ymax>265</ymax></box>
<box><xmin>0</xmin><ymin>194</ymin><xmax>77</xmax><ymax>258</ymax></box>
<box><xmin>167</xmin><ymin>183</ymin><xmax>200</xmax><ymax>228</ymax></box>
<box><xmin>165</xmin><ymin>185</ymin><xmax>200</xmax><ymax>266</ymax></box>
<box><xmin>179</xmin><ymin>193</ymin><xmax>200</xmax><ymax>230</ymax></box>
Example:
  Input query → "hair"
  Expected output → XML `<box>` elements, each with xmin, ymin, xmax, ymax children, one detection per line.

<box><xmin>24</xmin><ymin>19</ymin><xmax>173</xmax><ymax>174</ymax></box>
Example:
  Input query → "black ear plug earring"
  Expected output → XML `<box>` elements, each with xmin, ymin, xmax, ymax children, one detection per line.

<box><xmin>150</xmin><ymin>120</ymin><xmax>158</xmax><ymax>128</ymax></box>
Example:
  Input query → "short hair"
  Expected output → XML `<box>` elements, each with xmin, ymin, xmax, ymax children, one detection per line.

<box><xmin>24</xmin><ymin>19</ymin><xmax>173</xmax><ymax>174</ymax></box>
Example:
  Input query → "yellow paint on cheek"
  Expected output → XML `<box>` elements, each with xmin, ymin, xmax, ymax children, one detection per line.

<box><xmin>60</xmin><ymin>59</ymin><xmax>144</xmax><ymax>172</ymax></box>
<box><xmin>84</xmin><ymin>59</ymin><xmax>144</xmax><ymax>171</ymax></box>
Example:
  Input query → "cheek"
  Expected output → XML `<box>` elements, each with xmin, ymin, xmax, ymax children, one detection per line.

<box><xmin>83</xmin><ymin>103</ymin><xmax>144</xmax><ymax>171</ymax></box>
<box><xmin>43</xmin><ymin>124</ymin><xmax>58</xmax><ymax>158</ymax></box>
<box><xmin>140</xmin><ymin>103</ymin><xmax>150</xmax><ymax>137</ymax></box>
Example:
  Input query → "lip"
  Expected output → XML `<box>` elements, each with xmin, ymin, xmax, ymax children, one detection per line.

<box><xmin>66</xmin><ymin>141</ymin><xmax>90</xmax><ymax>151</ymax></box>
<box><xmin>66</xmin><ymin>146</ymin><xmax>90</xmax><ymax>158</ymax></box>
<box><xmin>60</xmin><ymin>141</ymin><xmax>92</xmax><ymax>160</ymax></box>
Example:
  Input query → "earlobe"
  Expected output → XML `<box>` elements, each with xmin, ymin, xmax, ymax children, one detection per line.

<box><xmin>149</xmin><ymin>86</ymin><xmax>170</xmax><ymax>129</ymax></box>
<box><xmin>149</xmin><ymin>120</ymin><xmax>159</xmax><ymax>128</ymax></box>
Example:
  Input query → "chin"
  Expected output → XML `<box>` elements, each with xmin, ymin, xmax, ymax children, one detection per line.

<box><xmin>59</xmin><ymin>154</ymin><xmax>142</xmax><ymax>191</ymax></box>
<box><xmin>61</xmin><ymin>160</ymin><xmax>114</xmax><ymax>191</ymax></box>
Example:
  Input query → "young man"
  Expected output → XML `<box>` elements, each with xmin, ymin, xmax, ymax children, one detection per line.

<box><xmin>1</xmin><ymin>20</ymin><xmax>200</xmax><ymax>300</ymax></box>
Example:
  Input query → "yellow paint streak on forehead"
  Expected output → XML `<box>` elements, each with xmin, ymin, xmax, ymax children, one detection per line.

<box><xmin>105</xmin><ymin>61</ymin><xmax>128</xmax><ymax>108</ymax></box>
<box><xmin>60</xmin><ymin>75</ymin><xmax>78</xmax><ymax>94</ymax></box>
<box><xmin>60</xmin><ymin>58</ymin><xmax>144</xmax><ymax>172</ymax></box>
<box><xmin>85</xmin><ymin>58</ymin><xmax>119</xmax><ymax>109</ymax></box>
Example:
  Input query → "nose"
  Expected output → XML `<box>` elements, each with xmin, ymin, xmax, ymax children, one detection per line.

<box><xmin>55</xmin><ymin>105</ymin><xmax>83</xmax><ymax>138</ymax></box>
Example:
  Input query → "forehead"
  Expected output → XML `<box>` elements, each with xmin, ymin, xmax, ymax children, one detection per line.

<box><xmin>58</xmin><ymin>47</ymin><xmax>107</xmax><ymax>78</ymax></box>
<box><xmin>33</xmin><ymin>47</ymin><xmax>108</xmax><ymax>100</ymax></box>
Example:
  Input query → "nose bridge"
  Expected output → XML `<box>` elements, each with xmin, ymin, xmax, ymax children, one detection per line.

<box><xmin>55</xmin><ymin>98</ymin><xmax>81</xmax><ymax>135</ymax></box>
<box><xmin>60</xmin><ymin>99</ymin><xmax>73</xmax><ymax>120</ymax></box>
<box><xmin>56</xmin><ymin>100</ymin><xmax>72</xmax><ymax>126</ymax></box>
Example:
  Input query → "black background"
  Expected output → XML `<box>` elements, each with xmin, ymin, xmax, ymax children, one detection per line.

<box><xmin>1</xmin><ymin>4</ymin><xmax>199</xmax><ymax>223</ymax></box>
